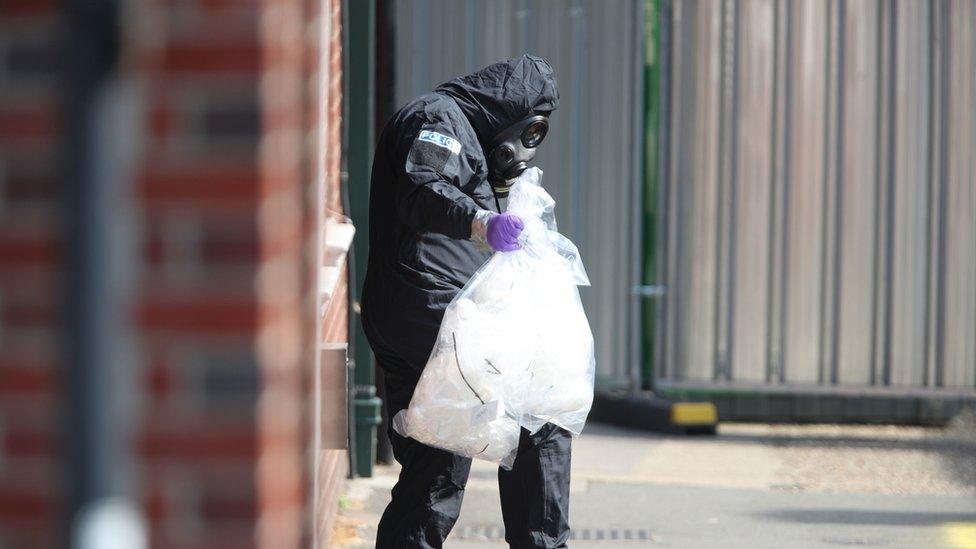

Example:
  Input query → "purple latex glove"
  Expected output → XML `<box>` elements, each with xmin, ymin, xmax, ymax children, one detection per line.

<box><xmin>486</xmin><ymin>213</ymin><xmax>524</xmax><ymax>252</ymax></box>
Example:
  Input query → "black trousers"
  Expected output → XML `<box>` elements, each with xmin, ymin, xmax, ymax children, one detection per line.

<box><xmin>374</xmin><ymin>356</ymin><xmax>572</xmax><ymax>549</ymax></box>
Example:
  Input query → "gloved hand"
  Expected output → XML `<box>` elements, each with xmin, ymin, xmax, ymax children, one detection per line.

<box><xmin>486</xmin><ymin>213</ymin><xmax>524</xmax><ymax>252</ymax></box>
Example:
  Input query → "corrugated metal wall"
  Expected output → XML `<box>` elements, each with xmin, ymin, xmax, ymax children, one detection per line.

<box><xmin>657</xmin><ymin>0</ymin><xmax>976</xmax><ymax>395</ymax></box>
<box><xmin>392</xmin><ymin>0</ymin><xmax>646</xmax><ymax>388</ymax></box>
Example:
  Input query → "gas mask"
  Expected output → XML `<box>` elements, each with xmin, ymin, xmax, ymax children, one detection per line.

<box><xmin>487</xmin><ymin>114</ymin><xmax>549</xmax><ymax>196</ymax></box>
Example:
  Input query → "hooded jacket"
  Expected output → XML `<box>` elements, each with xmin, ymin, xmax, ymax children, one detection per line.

<box><xmin>361</xmin><ymin>55</ymin><xmax>559</xmax><ymax>373</ymax></box>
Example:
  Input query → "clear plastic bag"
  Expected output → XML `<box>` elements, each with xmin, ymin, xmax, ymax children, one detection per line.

<box><xmin>392</xmin><ymin>167</ymin><xmax>595</xmax><ymax>469</ymax></box>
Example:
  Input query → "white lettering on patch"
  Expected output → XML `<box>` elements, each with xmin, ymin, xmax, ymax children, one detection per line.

<box><xmin>418</xmin><ymin>130</ymin><xmax>462</xmax><ymax>155</ymax></box>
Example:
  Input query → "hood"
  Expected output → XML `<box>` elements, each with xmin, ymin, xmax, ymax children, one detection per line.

<box><xmin>436</xmin><ymin>54</ymin><xmax>560</xmax><ymax>150</ymax></box>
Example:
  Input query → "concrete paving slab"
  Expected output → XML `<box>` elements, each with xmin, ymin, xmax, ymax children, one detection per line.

<box><xmin>330</xmin><ymin>421</ymin><xmax>976</xmax><ymax>548</ymax></box>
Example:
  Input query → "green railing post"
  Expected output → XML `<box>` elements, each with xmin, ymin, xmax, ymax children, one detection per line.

<box><xmin>344</xmin><ymin>0</ymin><xmax>381</xmax><ymax>477</ymax></box>
<box><xmin>641</xmin><ymin>0</ymin><xmax>663</xmax><ymax>389</ymax></box>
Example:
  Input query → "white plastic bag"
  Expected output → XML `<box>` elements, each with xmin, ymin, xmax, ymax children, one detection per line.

<box><xmin>392</xmin><ymin>167</ymin><xmax>595</xmax><ymax>469</ymax></box>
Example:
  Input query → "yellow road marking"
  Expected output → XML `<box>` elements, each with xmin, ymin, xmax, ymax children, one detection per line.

<box><xmin>944</xmin><ymin>522</ymin><xmax>976</xmax><ymax>549</ymax></box>
<box><xmin>670</xmin><ymin>402</ymin><xmax>717</xmax><ymax>426</ymax></box>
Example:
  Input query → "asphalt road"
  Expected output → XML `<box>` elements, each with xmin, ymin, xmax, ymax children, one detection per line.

<box><xmin>332</xmin><ymin>421</ymin><xmax>976</xmax><ymax>548</ymax></box>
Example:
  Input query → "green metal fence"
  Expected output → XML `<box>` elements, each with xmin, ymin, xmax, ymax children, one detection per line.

<box><xmin>654</xmin><ymin>0</ymin><xmax>976</xmax><ymax>419</ymax></box>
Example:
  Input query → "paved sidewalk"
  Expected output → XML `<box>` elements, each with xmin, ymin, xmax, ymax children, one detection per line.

<box><xmin>331</xmin><ymin>421</ymin><xmax>976</xmax><ymax>548</ymax></box>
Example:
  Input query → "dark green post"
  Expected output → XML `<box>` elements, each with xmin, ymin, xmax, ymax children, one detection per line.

<box><xmin>345</xmin><ymin>0</ymin><xmax>381</xmax><ymax>477</ymax></box>
<box><xmin>641</xmin><ymin>0</ymin><xmax>663</xmax><ymax>388</ymax></box>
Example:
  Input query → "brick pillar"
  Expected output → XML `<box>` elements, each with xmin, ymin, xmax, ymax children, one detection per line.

<box><xmin>0</xmin><ymin>0</ymin><xmax>349</xmax><ymax>547</ymax></box>
<box><xmin>130</xmin><ymin>1</ymin><xmax>264</xmax><ymax>547</ymax></box>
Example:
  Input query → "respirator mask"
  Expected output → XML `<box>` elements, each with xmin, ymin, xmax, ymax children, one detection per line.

<box><xmin>487</xmin><ymin>114</ymin><xmax>549</xmax><ymax>196</ymax></box>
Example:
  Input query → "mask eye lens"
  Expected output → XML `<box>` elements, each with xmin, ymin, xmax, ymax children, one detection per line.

<box><xmin>521</xmin><ymin>120</ymin><xmax>548</xmax><ymax>148</ymax></box>
<box><xmin>494</xmin><ymin>145</ymin><xmax>515</xmax><ymax>165</ymax></box>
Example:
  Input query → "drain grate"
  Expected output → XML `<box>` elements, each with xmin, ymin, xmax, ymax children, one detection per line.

<box><xmin>454</xmin><ymin>525</ymin><xmax>505</xmax><ymax>541</ymax></box>
<box><xmin>570</xmin><ymin>528</ymin><xmax>655</xmax><ymax>542</ymax></box>
<box><xmin>821</xmin><ymin>537</ymin><xmax>888</xmax><ymax>546</ymax></box>
<box><xmin>454</xmin><ymin>525</ymin><xmax>655</xmax><ymax>542</ymax></box>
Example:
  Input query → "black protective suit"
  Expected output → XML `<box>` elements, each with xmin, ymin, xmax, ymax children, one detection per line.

<box><xmin>361</xmin><ymin>55</ymin><xmax>572</xmax><ymax>548</ymax></box>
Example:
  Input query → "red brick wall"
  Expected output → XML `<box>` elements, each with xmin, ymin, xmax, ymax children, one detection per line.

<box><xmin>0</xmin><ymin>1</ymin><xmax>65</xmax><ymax>547</ymax></box>
<box><xmin>0</xmin><ymin>0</ymin><xmax>348</xmax><ymax>547</ymax></box>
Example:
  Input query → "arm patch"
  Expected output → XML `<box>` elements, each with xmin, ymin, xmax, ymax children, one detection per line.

<box><xmin>407</xmin><ymin>130</ymin><xmax>461</xmax><ymax>175</ymax></box>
